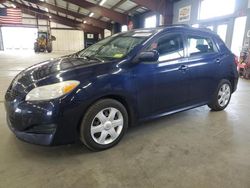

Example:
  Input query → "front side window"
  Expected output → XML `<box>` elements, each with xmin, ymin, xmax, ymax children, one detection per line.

<box><xmin>147</xmin><ymin>34</ymin><xmax>184</xmax><ymax>62</ymax></box>
<box><xmin>187</xmin><ymin>36</ymin><xmax>216</xmax><ymax>56</ymax></box>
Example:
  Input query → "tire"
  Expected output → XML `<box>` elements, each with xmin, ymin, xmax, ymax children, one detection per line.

<box><xmin>208</xmin><ymin>79</ymin><xmax>232</xmax><ymax>111</ymax></box>
<box><xmin>80</xmin><ymin>99</ymin><xmax>128</xmax><ymax>151</ymax></box>
<box><xmin>47</xmin><ymin>46</ymin><xmax>52</xmax><ymax>53</ymax></box>
<box><xmin>34</xmin><ymin>42</ymin><xmax>38</xmax><ymax>53</ymax></box>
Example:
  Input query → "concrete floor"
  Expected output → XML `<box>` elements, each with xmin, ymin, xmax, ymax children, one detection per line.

<box><xmin>0</xmin><ymin>51</ymin><xmax>250</xmax><ymax>188</ymax></box>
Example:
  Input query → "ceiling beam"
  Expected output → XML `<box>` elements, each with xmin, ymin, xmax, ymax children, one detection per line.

<box><xmin>111</xmin><ymin>0</ymin><xmax>127</xmax><ymax>10</ymax></box>
<box><xmin>64</xmin><ymin>0</ymin><xmax>128</xmax><ymax>24</ymax></box>
<box><xmin>131</xmin><ymin>0</ymin><xmax>171</xmax><ymax>16</ymax></box>
<box><xmin>125</xmin><ymin>5</ymin><xmax>140</xmax><ymax>14</ymax></box>
<box><xmin>22</xmin><ymin>8</ymin><xmax>49</xmax><ymax>20</ymax></box>
<box><xmin>12</xmin><ymin>1</ymin><xmax>103</xmax><ymax>33</ymax></box>
<box><xmin>24</xmin><ymin>8</ymin><xmax>82</xmax><ymax>30</ymax></box>
<box><xmin>22</xmin><ymin>0</ymin><xmax>111</xmax><ymax>29</ymax></box>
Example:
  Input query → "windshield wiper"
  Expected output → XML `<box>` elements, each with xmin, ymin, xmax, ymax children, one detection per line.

<box><xmin>82</xmin><ymin>55</ymin><xmax>103</xmax><ymax>62</ymax></box>
<box><xmin>72</xmin><ymin>53</ymin><xmax>79</xmax><ymax>58</ymax></box>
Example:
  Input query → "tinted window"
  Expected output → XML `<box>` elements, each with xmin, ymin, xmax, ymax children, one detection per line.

<box><xmin>187</xmin><ymin>36</ymin><xmax>216</xmax><ymax>56</ymax></box>
<box><xmin>147</xmin><ymin>34</ymin><xmax>184</xmax><ymax>62</ymax></box>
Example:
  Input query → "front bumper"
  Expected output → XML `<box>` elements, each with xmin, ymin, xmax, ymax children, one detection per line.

<box><xmin>7</xmin><ymin>117</ymin><xmax>54</xmax><ymax>145</ymax></box>
<box><xmin>4</xmin><ymin>99</ymin><xmax>83</xmax><ymax>146</ymax></box>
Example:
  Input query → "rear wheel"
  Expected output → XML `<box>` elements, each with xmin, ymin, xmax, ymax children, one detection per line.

<box><xmin>80</xmin><ymin>99</ymin><xmax>128</xmax><ymax>151</ymax></box>
<box><xmin>208</xmin><ymin>80</ymin><xmax>232</xmax><ymax>111</ymax></box>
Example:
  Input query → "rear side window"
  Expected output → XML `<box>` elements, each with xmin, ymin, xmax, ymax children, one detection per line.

<box><xmin>187</xmin><ymin>36</ymin><xmax>217</xmax><ymax>56</ymax></box>
<box><xmin>147</xmin><ymin>34</ymin><xmax>184</xmax><ymax>62</ymax></box>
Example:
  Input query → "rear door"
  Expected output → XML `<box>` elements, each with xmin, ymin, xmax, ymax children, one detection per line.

<box><xmin>185</xmin><ymin>32</ymin><xmax>221</xmax><ymax>104</ymax></box>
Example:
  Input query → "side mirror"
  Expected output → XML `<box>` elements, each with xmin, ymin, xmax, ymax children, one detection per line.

<box><xmin>138</xmin><ymin>50</ymin><xmax>159</xmax><ymax>62</ymax></box>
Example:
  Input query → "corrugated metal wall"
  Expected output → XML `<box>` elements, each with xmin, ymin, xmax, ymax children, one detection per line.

<box><xmin>51</xmin><ymin>29</ymin><xmax>84</xmax><ymax>52</ymax></box>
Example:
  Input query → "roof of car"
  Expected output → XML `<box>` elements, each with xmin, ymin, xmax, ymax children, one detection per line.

<box><xmin>129</xmin><ymin>24</ymin><xmax>215</xmax><ymax>35</ymax></box>
<box><xmin>116</xmin><ymin>25</ymin><xmax>216</xmax><ymax>40</ymax></box>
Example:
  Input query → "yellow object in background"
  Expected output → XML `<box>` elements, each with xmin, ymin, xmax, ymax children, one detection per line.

<box><xmin>113</xmin><ymin>54</ymin><xmax>124</xmax><ymax>58</ymax></box>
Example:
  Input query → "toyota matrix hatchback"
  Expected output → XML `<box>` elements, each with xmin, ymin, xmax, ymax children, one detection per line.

<box><xmin>5</xmin><ymin>25</ymin><xmax>238</xmax><ymax>151</ymax></box>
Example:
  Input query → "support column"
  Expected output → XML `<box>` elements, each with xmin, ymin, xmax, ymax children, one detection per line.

<box><xmin>0</xmin><ymin>27</ymin><xmax>4</xmax><ymax>51</ymax></box>
<box><xmin>163</xmin><ymin>1</ymin><xmax>174</xmax><ymax>25</ymax></box>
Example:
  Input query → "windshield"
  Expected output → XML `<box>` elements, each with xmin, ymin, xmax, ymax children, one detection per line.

<box><xmin>77</xmin><ymin>31</ymin><xmax>155</xmax><ymax>61</ymax></box>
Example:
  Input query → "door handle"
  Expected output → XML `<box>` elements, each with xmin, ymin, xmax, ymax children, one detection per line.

<box><xmin>178</xmin><ymin>65</ymin><xmax>188</xmax><ymax>71</ymax></box>
<box><xmin>215</xmin><ymin>58</ymin><xmax>221</xmax><ymax>64</ymax></box>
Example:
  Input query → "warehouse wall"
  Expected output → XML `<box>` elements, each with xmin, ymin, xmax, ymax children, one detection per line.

<box><xmin>22</xmin><ymin>13</ymin><xmax>49</xmax><ymax>31</ymax></box>
<box><xmin>23</xmin><ymin>14</ymin><xmax>85</xmax><ymax>52</ymax></box>
<box><xmin>173</xmin><ymin>0</ymin><xmax>249</xmax><ymax>50</ymax></box>
<box><xmin>51</xmin><ymin>29</ymin><xmax>84</xmax><ymax>52</ymax></box>
<box><xmin>0</xmin><ymin>12</ymin><xmax>85</xmax><ymax>52</ymax></box>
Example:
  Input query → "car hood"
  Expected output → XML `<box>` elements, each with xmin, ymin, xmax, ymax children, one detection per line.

<box><xmin>8</xmin><ymin>56</ymin><xmax>112</xmax><ymax>99</ymax></box>
<box><xmin>23</xmin><ymin>56</ymin><xmax>100</xmax><ymax>80</ymax></box>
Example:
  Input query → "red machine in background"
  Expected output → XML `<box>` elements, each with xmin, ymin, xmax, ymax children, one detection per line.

<box><xmin>238</xmin><ymin>48</ymin><xmax>250</xmax><ymax>79</ymax></box>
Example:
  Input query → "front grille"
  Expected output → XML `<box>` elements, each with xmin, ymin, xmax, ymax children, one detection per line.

<box><xmin>5</xmin><ymin>88</ymin><xmax>25</xmax><ymax>101</ymax></box>
<box><xmin>18</xmin><ymin>74</ymin><xmax>33</xmax><ymax>87</ymax></box>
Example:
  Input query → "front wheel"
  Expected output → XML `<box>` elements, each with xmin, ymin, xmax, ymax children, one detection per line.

<box><xmin>80</xmin><ymin>99</ymin><xmax>128</xmax><ymax>151</ymax></box>
<box><xmin>208</xmin><ymin>80</ymin><xmax>232</xmax><ymax>111</ymax></box>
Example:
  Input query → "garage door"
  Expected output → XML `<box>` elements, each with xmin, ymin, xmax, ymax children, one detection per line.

<box><xmin>51</xmin><ymin>29</ymin><xmax>84</xmax><ymax>52</ymax></box>
<box><xmin>1</xmin><ymin>27</ymin><xmax>37</xmax><ymax>50</ymax></box>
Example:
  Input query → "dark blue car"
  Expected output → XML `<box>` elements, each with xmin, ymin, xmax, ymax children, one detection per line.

<box><xmin>5</xmin><ymin>25</ymin><xmax>238</xmax><ymax>151</ymax></box>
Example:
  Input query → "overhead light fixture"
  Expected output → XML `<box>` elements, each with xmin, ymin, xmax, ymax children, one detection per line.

<box><xmin>49</xmin><ymin>15</ymin><xmax>52</xmax><ymax>18</ymax></box>
<box><xmin>89</xmin><ymin>12</ymin><xmax>94</xmax><ymax>17</ymax></box>
<box><xmin>39</xmin><ymin>0</ymin><xmax>45</xmax><ymax>2</ymax></box>
<box><xmin>99</xmin><ymin>0</ymin><xmax>107</xmax><ymax>6</ymax></box>
<box><xmin>45</xmin><ymin>8</ymin><xmax>49</xmax><ymax>12</ymax></box>
<box><xmin>83</xmin><ymin>20</ymin><xmax>87</xmax><ymax>24</ymax></box>
<box><xmin>11</xmin><ymin>4</ymin><xmax>16</xmax><ymax>8</ymax></box>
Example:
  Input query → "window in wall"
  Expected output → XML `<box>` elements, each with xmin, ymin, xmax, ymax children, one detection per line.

<box><xmin>217</xmin><ymin>24</ymin><xmax>228</xmax><ymax>42</ymax></box>
<box><xmin>231</xmin><ymin>16</ymin><xmax>247</xmax><ymax>57</ymax></box>
<box><xmin>147</xmin><ymin>34</ymin><xmax>184</xmax><ymax>62</ymax></box>
<box><xmin>159</xmin><ymin>14</ymin><xmax>164</xmax><ymax>26</ymax></box>
<box><xmin>199</xmin><ymin>0</ymin><xmax>235</xmax><ymax>20</ymax></box>
<box><xmin>104</xmin><ymin>29</ymin><xmax>111</xmax><ymax>38</ymax></box>
<box><xmin>206</xmin><ymin>26</ymin><xmax>214</xmax><ymax>31</ymax></box>
<box><xmin>187</xmin><ymin>36</ymin><xmax>216</xmax><ymax>56</ymax></box>
<box><xmin>144</xmin><ymin>15</ymin><xmax>157</xmax><ymax>28</ymax></box>
<box><xmin>121</xmin><ymin>25</ymin><xmax>128</xmax><ymax>32</ymax></box>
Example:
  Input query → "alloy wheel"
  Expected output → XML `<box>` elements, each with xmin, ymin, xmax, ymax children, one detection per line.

<box><xmin>217</xmin><ymin>83</ymin><xmax>231</xmax><ymax>107</ymax></box>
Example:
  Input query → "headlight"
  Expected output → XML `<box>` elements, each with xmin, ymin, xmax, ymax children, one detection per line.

<box><xmin>25</xmin><ymin>80</ymin><xmax>80</xmax><ymax>101</ymax></box>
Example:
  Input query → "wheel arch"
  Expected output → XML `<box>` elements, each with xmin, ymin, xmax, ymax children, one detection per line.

<box><xmin>76</xmin><ymin>94</ymin><xmax>137</xmax><ymax>134</ymax></box>
<box><xmin>224</xmin><ymin>76</ymin><xmax>237</xmax><ymax>93</ymax></box>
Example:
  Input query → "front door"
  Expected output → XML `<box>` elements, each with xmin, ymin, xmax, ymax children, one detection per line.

<box><xmin>133</xmin><ymin>33</ymin><xmax>190</xmax><ymax>120</ymax></box>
